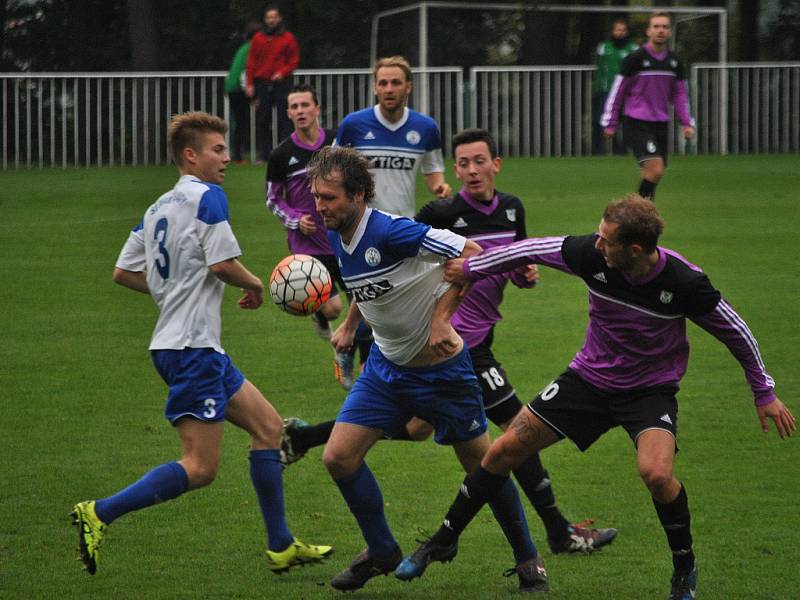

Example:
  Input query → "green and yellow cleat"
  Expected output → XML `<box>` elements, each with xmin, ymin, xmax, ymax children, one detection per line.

<box><xmin>70</xmin><ymin>500</ymin><xmax>107</xmax><ymax>575</ymax></box>
<box><xmin>266</xmin><ymin>538</ymin><xmax>333</xmax><ymax>574</ymax></box>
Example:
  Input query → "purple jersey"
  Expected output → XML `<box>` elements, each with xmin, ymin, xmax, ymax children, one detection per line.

<box><xmin>266</xmin><ymin>128</ymin><xmax>336</xmax><ymax>255</ymax></box>
<box><xmin>415</xmin><ymin>189</ymin><xmax>533</xmax><ymax>348</ymax></box>
<box><xmin>463</xmin><ymin>234</ymin><xmax>775</xmax><ymax>405</ymax></box>
<box><xmin>601</xmin><ymin>44</ymin><xmax>694</xmax><ymax>129</ymax></box>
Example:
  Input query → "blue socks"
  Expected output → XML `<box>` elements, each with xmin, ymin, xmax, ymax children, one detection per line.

<box><xmin>94</xmin><ymin>461</ymin><xmax>188</xmax><ymax>524</ymax></box>
<box><xmin>249</xmin><ymin>448</ymin><xmax>294</xmax><ymax>552</ymax></box>
<box><xmin>93</xmin><ymin>450</ymin><xmax>294</xmax><ymax>554</ymax></box>
<box><xmin>336</xmin><ymin>462</ymin><xmax>398</xmax><ymax>558</ymax></box>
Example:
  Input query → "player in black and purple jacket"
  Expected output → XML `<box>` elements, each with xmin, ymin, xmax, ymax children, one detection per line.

<box><xmin>602</xmin><ymin>12</ymin><xmax>696</xmax><ymax>201</ymax></box>
<box><xmin>398</xmin><ymin>195</ymin><xmax>795</xmax><ymax>600</ymax></box>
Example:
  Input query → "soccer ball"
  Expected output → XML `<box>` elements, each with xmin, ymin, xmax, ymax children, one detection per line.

<box><xmin>269</xmin><ymin>254</ymin><xmax>332</xmax><ymax>316</ymax></box>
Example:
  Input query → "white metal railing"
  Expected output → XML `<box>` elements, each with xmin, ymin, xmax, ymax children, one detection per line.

<box><xmin>470</xmin><ymin>66</ymin><xmax>593</xmax><ymax>157</ymax></box>
<box><xmin>469</xmin><ymin>65</ymin><xmax>695</xmax><ymax>158</ymax></box>
<box><xmin>0</xmin><ymin>67</ymin><xmax>463</xmax><ymax>168</ymax></box>
<box><xmin>691</xmin><ymin>62</ymin><xmax>800</xmax><ymax>155</ymax></box>
<box><xmin>3</xmin><ymin>63</ymin><xmax>799</xmax><ymax>167</ymax></box>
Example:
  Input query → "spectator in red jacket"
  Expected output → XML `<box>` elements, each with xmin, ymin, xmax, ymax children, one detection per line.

<box><xmin>246</xmin><ymin>6</ymin><xmax>300</xmax><ymax>162</ymax></box>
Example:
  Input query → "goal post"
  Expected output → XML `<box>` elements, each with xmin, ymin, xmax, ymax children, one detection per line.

<box><xmin>370</xmin><ymin>2</ymin><xmax>728</xmax><ymax>152</ymax></box>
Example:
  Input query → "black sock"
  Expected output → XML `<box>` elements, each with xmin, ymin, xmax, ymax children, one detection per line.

<box><xmin>513</xmin><ymin>454</ymin><xmax>570</xmax><ymax>541</ymax></box>
<box><xmin>432</xmin><ymin>466</ymin><xmax>509</xmax><ymax>546</ymax></box>
<box><xmin>638</xmin><ymin>179</ymin><xmax>657</xmax><ymax>201</ymax></box>
<box><xmin>292</xmin><ymin>420</ymin><xmax>335</xmax><ymax>454</ymax></box>
<box><xmin>653</xmin><ymin>484</ymin><xmax>695</xmax><ymax>574</ymax></box>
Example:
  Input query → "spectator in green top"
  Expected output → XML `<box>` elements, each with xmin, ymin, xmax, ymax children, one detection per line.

<box><xmin>225</xmin><ymin>23</ymin><xmax>260</xmax><ymax>164</ymax></box>
<box><xmin>592</xmin><ymin>19</ymin><xmax>637</xmax><ymax>155</ymax></box>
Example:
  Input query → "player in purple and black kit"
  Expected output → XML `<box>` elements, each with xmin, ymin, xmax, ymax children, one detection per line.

<box><xmin>413</xmin><ymin>128</ymin><xmax>617</xmax><ymax>557</ymax></box>
<box><xmin>266</xmin><ymin>84</ymin><xmax>345</xmax><ymax>345</ymax></box>
<box><xmin>398</xmin><ymin>195</ymin><xmax>795</xmax><ymax>600</ymax></box>
<box><xmin>602</xmin><ymin>12</ymin><xmax>696</xmax><ymax>201</ymax></box>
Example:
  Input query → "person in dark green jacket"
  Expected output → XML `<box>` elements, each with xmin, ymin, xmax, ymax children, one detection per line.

<box><xmin>592</xmin><ymin>19</ymin><xmax>637</xmax><ymax>154</ymax></box>
<box><xmin>225</xmin><ymin>23</ymin><xmax>260</xmax><ymax>163</ymax></box>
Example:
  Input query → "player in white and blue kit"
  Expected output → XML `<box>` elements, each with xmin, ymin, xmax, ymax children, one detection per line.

<box><xmin>333</xmin><ymin>55</ymin><xmax>453</xmax><ymax>386</ymax></box>
<box><xmin>70</xmin><ymin>112</ymin><xmax>331</xmax><ymax>576</ymax></box>
<box><xmin>306</xmin><ymin>146</ymin><xmax>547</xmax><ymax>593</ymax></box>
<box><xmin>335</xmin><ymin>55</ymin><xmax>451</xmax><ymax>218</ymax></box>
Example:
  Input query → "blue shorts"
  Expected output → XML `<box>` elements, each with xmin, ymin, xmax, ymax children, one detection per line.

<box><xmin>151</xmin><ymin>348</ymin><xmax>245</xmax><ymax>425</ymax></box>
<box><xmin>336</xmin><ymin>345</ymin><xmax>488</xmax><ymax>445</ymax></box>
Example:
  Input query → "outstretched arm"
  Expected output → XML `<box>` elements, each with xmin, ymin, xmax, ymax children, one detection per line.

<box><xmin>691</xmin><ymin>297</ymin><xmax>795</xmax><ymax>439</ymax></box>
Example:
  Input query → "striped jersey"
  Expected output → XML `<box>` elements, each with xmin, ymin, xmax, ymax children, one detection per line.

<box><xmin>462</xmin><ymin>234</ymin><xmax>775</xmax><ymax>404</ymax></box>
<box><xmin>329</xmin><ymin>207</ymin><xmax>465</xmax><ymax>365</ymax></box>
<box><xmin>334</xmin><ymin>106</ymin><xmax>445</xmax><ymax>218</ymax></box>
<box><xmin>415</xmin><ymin>189</ymin><xmax>533</xmax><ymax>348</ymax></box>
<box><xmin>115</xmin><ymin>175</ymin><xmax>242</xmax><ymax>353</ymax></box>
<box><xmin>266</xmin><ymin>128</ymin><xmax>336</xmax><ymax>255</ymax></box>
<box><xmin>602</xmin><ymin>44</ymin><xmax>694</xmax><ymax>129</ymax></box>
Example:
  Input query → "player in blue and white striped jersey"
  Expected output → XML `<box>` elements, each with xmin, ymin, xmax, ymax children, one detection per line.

<box><xmin>307</xmin><ymin>146</ymin><xmax>547</xmax><ymax>593</ymax></box>
<box><xmin>70</xmin><ymin>112</ymin><xmax>331</xmax><ymax>576</ymax></box>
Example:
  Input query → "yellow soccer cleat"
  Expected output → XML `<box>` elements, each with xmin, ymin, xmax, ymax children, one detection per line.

<box><xmin>70</xmin><ymin>500</ymin><xmax>107</xmax><ymax>575</ymax></box>
<box><xmin>266</xmin><ymin>537</ymin><xmax>333</xmax><ymax>574</ymax></box>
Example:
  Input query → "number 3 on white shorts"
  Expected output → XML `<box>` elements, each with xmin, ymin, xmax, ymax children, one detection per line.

<box><xmin>203</xmin><ymin>398</ymin><xmax>217</xmax><ymax>418</ymax></box>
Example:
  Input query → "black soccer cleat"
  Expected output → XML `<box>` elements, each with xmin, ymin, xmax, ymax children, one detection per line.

<box><xmin>279</xmin><ymin>417</ymin><xmax>309</xmax><ymax>468</ymax></box>
<box><xmin>668</xmin><ymin>563</ymin><xmax>697</xmax><ymax>600</ymax></box>
<box><xmin>504</xmin><ymin>554</ymin><xmax>549</xmax><ymax>593</ymax></box>
<box><xmin>330</xmin><ymin>546</ymin><xmax>403</xmax><ymax>591</ymax></box>
<box><xmin>395</xmin><ymin>535</ymin><xmax>458</xmax><ymax>581</ymax></box>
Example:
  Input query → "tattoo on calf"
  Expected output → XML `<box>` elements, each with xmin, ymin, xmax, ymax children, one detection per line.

<box><xmin>511</xmin><ymin>412</ymin><xmax>538</xmax><ymax>445</ymax></box>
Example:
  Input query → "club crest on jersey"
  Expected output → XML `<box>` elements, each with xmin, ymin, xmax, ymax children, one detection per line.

<box><xmin>506</xmin><ymin>209</ymin><xmax>517</xmax><ymax>222</ymax></box>
<box><xmin>647</xmin><ymin>140</ymin><xmax>657</xmax><ymax>153</ymax></box>
<box><xmin>406</xmin><ymin>130</ymin><xmax>421</xmax><ymax>145</ymax></box>
<box><xmin>659</xmin><ymin>290</ymin><xmax>674</xmax><ymax>304</ymax></box>
<box><xmin>364</xmin><ymin>247</ymin><xmax>381</xmax><ymax>267</ymax></box>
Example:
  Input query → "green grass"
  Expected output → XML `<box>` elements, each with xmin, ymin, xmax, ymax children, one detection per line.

<box><xmin>0</xmin><ymin>155</ymin><xmax>798</xmax><ymax>599</ymax></box>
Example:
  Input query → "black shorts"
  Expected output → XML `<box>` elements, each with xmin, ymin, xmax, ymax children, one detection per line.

<box><xmin>312</xmin><ymin>254</ymin><xmax>343</xmax><ymax>298</ymax></box>
<box><xmin>468</xmin><ymin>331</ymin><xmax>522</xmax><ymax>426</ymax></box>
<box><xmin>623</xmin><ymin>116</ymin><xmax>669</xmax><ymax>166</ymax></box>
<box><xmin>528</xmin><ymin>369</ymin><xmax>679</xmax><ymax>451</ymax></box>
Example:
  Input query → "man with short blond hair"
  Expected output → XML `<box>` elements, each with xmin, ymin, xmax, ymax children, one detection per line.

<box><xmin>70</xmin><ymin>110</ymin><xmax>331</xmax><ymax>577</ymax></box>
<box><xmin>335</xmin><ymin>55</ymin><xmax>451</xmax><ymax>218</ymax></box>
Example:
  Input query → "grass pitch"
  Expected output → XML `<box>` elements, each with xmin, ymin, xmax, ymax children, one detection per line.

<box><xmin>0</xmin><ymin>154</ymin><xmax>798</xmax><ymax>599</ymax></box>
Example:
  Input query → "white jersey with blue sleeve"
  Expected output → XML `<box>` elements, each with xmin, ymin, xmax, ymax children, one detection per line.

<box><xmin>115</xmin><ymin>175</ymin><xmax>242</xmax><ymax>353</ymax></box>
<box><xmin>334</xmin><ymin>106</ymin><xmax>445</xmax><ymax>218</ymax></box>
<box><xmin>329</xmin><ymin>207</ymin><xmax>465</xmax><ymax>365</ymax></box>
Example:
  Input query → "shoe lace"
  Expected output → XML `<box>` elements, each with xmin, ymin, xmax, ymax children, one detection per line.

<box><xmin>412</xmin><ymin>527</ymin><xmax>433</xmax><ymax>547</ymax></box>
